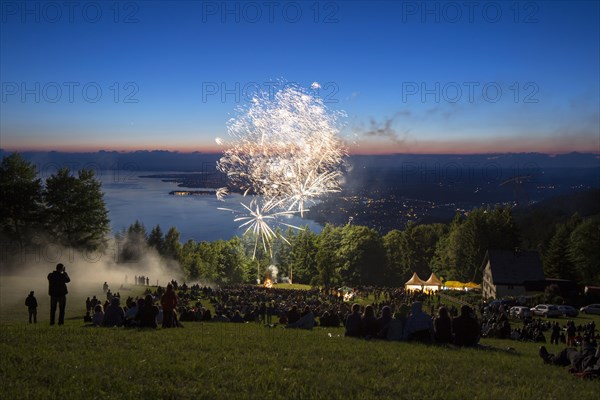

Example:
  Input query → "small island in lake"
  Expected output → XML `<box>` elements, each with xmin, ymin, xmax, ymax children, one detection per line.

<box><xmin>169</xmin><ymin>190</ymin><xmax>216</xmax><ymax>196</ymax></box>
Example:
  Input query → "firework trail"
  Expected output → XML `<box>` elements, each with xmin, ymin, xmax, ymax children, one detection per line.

<box><xmin>216</xmin><ymin>83</ymin><xmax>347</xmax><ymax>257</ymax></box>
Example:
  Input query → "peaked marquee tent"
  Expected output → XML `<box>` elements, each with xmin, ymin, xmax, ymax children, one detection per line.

<box><xmin>423</xmin><ymin>272</ymin><xmax>443</xmax><ymax>292</ymax></box>
<box><xmin>404</xmin><ymin>272</ymin><xmax>426</xmax><ymax>292</ymax></box>
<box><xmin>405</xmin><ymin>272</ymin><xmax>444</xmax><ymax>292</ymax></box>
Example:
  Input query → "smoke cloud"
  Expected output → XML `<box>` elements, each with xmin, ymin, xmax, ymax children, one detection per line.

<box><xmin>266</xmin><ymin>265</ymin><xmax>279</xmax><ymax>283</ymax></box>
<box><xmin>360</xmin><ymin>111</ymin><xmax>412</xmax><ymax>144</ymax></box>
<box><xmin>0</xmin><ymin>235</ymin><xmax>183</xmax><ymax>322</ymax></box>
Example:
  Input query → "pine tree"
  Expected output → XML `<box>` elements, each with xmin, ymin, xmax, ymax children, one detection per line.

<box><xmin>148</xmin><ymin>225</ymin><xmax>165</xmax><ymax>254</ymax></box>
<box><xmin>44</xmin><ymin>168</ymin><xmax>109</xmax><ymax>248</ymax></box>
<box><xmin>0</xmin><ymin>153</ymin><xmax>44</xmax><ymax>246</ymax></box>
<box><xmin>544</xmin><ymin>224</ymin><xmax>574</xmax><ymax>280</ymax></box>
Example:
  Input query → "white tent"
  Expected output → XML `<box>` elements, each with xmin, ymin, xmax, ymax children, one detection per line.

<box><xmin>423</xmin><ymin>272</ymin><xmax>443</xmax><ymax>293</ymax></box>
<box><xmin>405</xmin><ymin>272</ymin><xmax>426</xmax><ymax>292</ymax></box>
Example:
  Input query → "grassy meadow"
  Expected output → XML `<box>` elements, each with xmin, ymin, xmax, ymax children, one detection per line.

<box><xmin>1</xmin><ymin>278</ymin><xmax>599</xmax><ymax>399</ymax></box>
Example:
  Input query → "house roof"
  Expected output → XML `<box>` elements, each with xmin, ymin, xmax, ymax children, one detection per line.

<box><xmin>405</xmin><ymin>272</ymin><xmax>426</xmax><ymax>286</ymax></box>
<box><xmin>482</xmin><ymin>249</ymin><xmax>545</xmax><ymax>285</ymax></box>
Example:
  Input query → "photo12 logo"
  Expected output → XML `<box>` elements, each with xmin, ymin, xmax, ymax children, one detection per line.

<box><xmin>34</xmin><ymin>161</ymin><xmax>141</xmax><ymax>184</ymax></box>
<box><xmin>201</xmin><ymin>81</ymin><xmax>339</xmax><ymax>104</ymax></box>
<box><xmin>0</xmin><ymin>1</ymin><xmax>140</xmax><ymax>23</ymax></box>
<box><xmin>200</xmin><ymin>1</ymin><xmax>340</xmax><ymax>23</ymax></box>
<box><xmin>1</xmin><ymin>81</ymin><xmax>140</xmax><ymax>103</ymax></box>
<box><xmin>0</xmin><ymin>238</ymin><xmax>129</xmax><ymax>265</ymax></box>
<box><xmin>400</xmin><ymin>161</ymin><xmax>541</xmax><ymax>184</ymax></box>
<box><xmin>401</xmin><ymin>81</ymin><xmax>539</xmax><ymax>104</ymax></box>
<box><xmin>399</xmin><ymin>1</ymin><xmax>539</xmax><ymax>23</ymax></box>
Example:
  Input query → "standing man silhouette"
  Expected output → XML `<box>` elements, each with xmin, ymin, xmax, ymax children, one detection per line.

<box><xmin>48</xmin><ymin>263</ymin><xmax>70</xmax><ymax>325</ymax></box>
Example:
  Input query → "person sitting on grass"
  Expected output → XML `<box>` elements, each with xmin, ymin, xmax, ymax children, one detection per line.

<box><xmin>231</xmin><ymin>310</ymin><xmax>244</xmax><ymax>323</ymax></box>
<box><xmin>452</xmin><ymin>305</ymin><xmax>480</xmax><ymax>347</ymax></box>
<box><xmin>124</xmin><ymin>298</ymin><xmax>140</xmax><ymax>327</ymax></box>
<box><xmin>102</xmin><ymin>296</ymin><xmax>125</xmax><ymax>327</ymax></box>
<box><xmin>360</xmin><ymin>305</ymin><xmax>379</xmax><ymax>338</ymax></box>
<box><xmin>345</xmin><ymin>303</ymin><xmax>362</xmax><ymax>337</ymax></box>
<box><xmin>287</xmin><ymin>305</ymin><xmax>300</xmax><ymax>325</ymax></box>
<box><xmin>319</xmin><ymin>310</ymin><xmax>332</xmax><ymax>327</ymax></box>
<box><xmin>92</xmin><ymin>304</ymin><xmax>104</xmax><ymax>326</ymax></box>
<box><xmin>433</xmin><ymin>306</ymin><xmax>453</xmax><ymax>344</ymax></box>
<box><xmin>278</xmin><ymin>312</ymin><xmax>288</xmax><ymax>325</ymax></box>
<box><xmin>328</xmin><ymin>308</ymin><xmax>341</xmax><ymax>327</ymax></box>
<box><xmin>403</xmin><ymin>301</ymin><xmax>433</xmax><ymax>343</ymax></box>
<box><xmin>286</xmin><ymin>306</ymin><xmax>315</xmax><ymax>330</ymax></box>
<box><xmin>83</xmin><ymin>311</ymin><xmax>92</xmax><ymax>323</ymax></box>
<box><xmin>376</xmin><ymin>306</ymin><xmax>392</xmax><ymax>338</ymax></box>
<box><xmin>136</xmin><ymin>295</ymin><xmax>159</xmax><ymax>328</ymax></box>
<box><xmin>387</xmin><ymin>304</ymin><xmax>409</xmax><ymax>341</ymax></box>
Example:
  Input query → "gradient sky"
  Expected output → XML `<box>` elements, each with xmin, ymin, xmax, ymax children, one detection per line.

<box><xmin>1</xmin><ymin>0</ymin><xmax>599</xmax><ymax>154</ymax></box>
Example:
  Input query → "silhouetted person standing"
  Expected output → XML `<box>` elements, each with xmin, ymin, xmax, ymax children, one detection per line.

<box><xmin>160</xmin><ymin>284</ymin><xmax>177</xmax><ymax>328</ymax></box>
<box><xmin>48</xmin><ymin>263</ymin><xmax>70</xmax><ymax>325</ymax></box>
<box><xmin>25</xmin><ymin>291</ymin><xmax>38</xmax><ymax>323</ymax></box>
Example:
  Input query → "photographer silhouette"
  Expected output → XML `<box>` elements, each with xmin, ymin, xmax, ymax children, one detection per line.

<box><xmin>47</xmin><ymin>263</ymin><xmax>71</xmax><ymax>325</ymax></box>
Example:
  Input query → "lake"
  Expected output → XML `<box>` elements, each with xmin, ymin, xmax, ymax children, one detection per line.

<box><xmin>98</xmin><ymin>171</ymin><xmax>323</xmax><ymax>242</ymax></box>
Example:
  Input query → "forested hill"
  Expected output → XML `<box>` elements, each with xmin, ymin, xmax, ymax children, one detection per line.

<box><xmin>515</xmin><ymin>188</ymin><xmax>600</xmax><ymax>249</ymax></box>
<box><xmin>517</xmin><ymin>188</ymin><xmax>600</xmax><ymax>218</ymax></box>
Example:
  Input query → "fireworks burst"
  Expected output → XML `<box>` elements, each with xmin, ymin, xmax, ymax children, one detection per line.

<box><xmin>219</xmin><ymin>197</ymin><xmax>298</xmax><ymax>258</ymax></box>
<box><xmin>217</xmin><ymin>83</ymin><xmax>347</xmax><ymax>257</ymax></box>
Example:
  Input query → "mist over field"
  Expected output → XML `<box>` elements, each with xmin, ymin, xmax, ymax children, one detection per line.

<box><xmin>0</xmin><ymin>237</ymin><xmax>183</xmax><ymax>322</ymax></box>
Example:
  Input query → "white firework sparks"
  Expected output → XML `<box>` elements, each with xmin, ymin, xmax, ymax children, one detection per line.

<box><xmin>217</xmin><ymin>83</ymin><xmax>347</xmax><ymax>257</ymax></box>
<box><xmin>215</xmin><ymin>187</ymin><xmax>229</xmax><ymax>201</ymax></box>
<box><xmin>219</xmin><ymin>197</ymin><xmax>298</xmax><ymax>258</ymax></box>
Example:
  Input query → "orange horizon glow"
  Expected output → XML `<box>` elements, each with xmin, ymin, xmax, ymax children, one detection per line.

<box><xmin>2</xmin><ymin>145</ymin><xmax>599</xmax><ymax>156</ymax></box>
<box><xmin>3</xmin><ymin>140</ymin><xmax>599</xmax><ymax>156</ymax></box>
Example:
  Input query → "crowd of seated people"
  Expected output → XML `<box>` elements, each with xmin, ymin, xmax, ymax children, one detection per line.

<box><xmin>344</xmin><ymin>301</ymin><xmax>480</xmax><ymax>346</ymax></box>
<box><xmin>83</xmin><ymin>281</ymin><xmax>486</xmax><ymax>347</ymax></box>
<box><xmin>84</xmin><ymin>292</ymin><xmax>163</xmax><ymax>328</ymax></box>
<box><xmin>82</xmin><ymin>282</ymin><xmax>448</xmax><ymax>332</ymax></box>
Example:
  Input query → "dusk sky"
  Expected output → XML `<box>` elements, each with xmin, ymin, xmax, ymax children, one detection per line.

<box><xmin>1</xmin><ymin>1</ymin><xmax>599</xmax><ymax>154</ymax></box>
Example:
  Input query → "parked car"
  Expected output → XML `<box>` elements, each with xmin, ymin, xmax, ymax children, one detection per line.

<box><xmin>557</xmin><ymin>305</ymin><xmax>579</xmax><ymax>317</ymax></box>
<box><xmin>580</xmin><ymin>304</ymin><xmax>600</xmax><ymax>315</ymax></box>
<box><xmin>509</xmin><ymin>306</ymin><xmax>532</xmax><ymax>319</ymax></box>
<box><xmin>530</xmin><ymin>304</ymin><xmax>562</xmax><ymax>318</ymax></box>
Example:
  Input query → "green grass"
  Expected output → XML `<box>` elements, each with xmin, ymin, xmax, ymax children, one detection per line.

<box><xmin>271</xmin><ymin>283</ymin><xmax>313</xmax><ymax>291</ymax></box>
<box><xmin>1</xmin><ymin>279</ymin><xmax>599</xmax><ymax>399</ymax></box>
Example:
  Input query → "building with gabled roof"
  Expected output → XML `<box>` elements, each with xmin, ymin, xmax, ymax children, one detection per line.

<box><xmin>481</xmin><ymin>249</ymin><xmax>545</xmax><ymax>299</ymax></box>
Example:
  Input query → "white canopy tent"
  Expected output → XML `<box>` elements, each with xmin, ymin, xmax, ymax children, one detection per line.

<box><xmin>404</xmin><ymin>272</ymin><xmax>426</xmax><ymax>292</ymax></box>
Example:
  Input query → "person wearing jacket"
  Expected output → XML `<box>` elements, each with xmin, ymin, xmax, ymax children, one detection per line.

<box><xmin>47</xmin><ymin>263</ymin><xmax>70</xmax><ymax>326</ymax></box>
<box><xmin>25</xmin><ymin>291</ymin><xmax>38</xmax><ymax>323</ymax></box>
<box><xmin>403</xmin><ymin>301</ymin><xmax>434</xmax><ymax>343</ymax></box>
<box><xmin>160</xmin><ymin>284</ymin><xmax>178</xmax><ymax>328</ymax></box>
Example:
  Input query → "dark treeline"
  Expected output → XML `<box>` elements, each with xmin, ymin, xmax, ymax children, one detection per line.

<box><xmin>0</xmin><ymin>153</ymin><xmax>109</xmax><ymax>250</ymax></box>
<box><xmin>2</xmin><ymin>152</ymin><xmax>598</xmax><ymax>286</ymax></box>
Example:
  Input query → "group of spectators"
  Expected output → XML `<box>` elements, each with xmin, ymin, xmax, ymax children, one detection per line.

<box><xmin>480</xmin><ymin>304</ymin><xmax>598</xmax><ymax>346</ymax></box>
<box><xmin>344</xmin><ymin>301</ymin><xmax>480</xmax><ymax>346</ymax></box>
<box><xmin>84</xmin><ymin>283</ymin><xmax>181</xmax><ymax>328</ymax></box>
<box><xmin>82</xmin><ymin>280</ymin><xmax>600</xmax><ymax>356</ymax></box>
<box><xmin>83</xmin><ymin>282</ymin><xmax>481</xmax><ymax>347</ymax></box>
